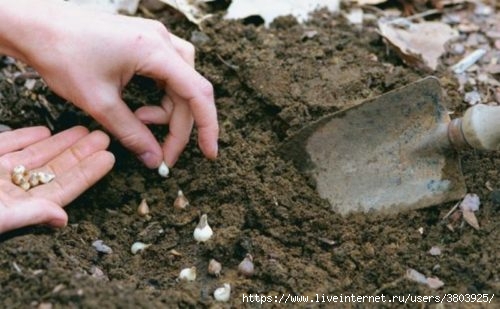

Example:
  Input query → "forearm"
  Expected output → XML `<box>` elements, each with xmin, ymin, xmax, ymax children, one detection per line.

<box><xmin>0</xmin><ymin>0</ymin><xmax>62</xmax><ymax>63</ymax></box>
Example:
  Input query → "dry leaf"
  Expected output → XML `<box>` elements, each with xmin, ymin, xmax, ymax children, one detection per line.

<box><xmin>158</xmin><ymin>0</ymin><xmax>212</xmax><ymax>25</ymax></box>
<box><xmin>354</xmin><ymin>0</ymin><xmax>387</xmax><ymax>4</ymax></box>
<box><xmin>225</xmin><ymin>0</ymin><xmax>340</xmax><ymax>26</ymax></box>
<box><xmin>378</xmin><ymin>20</ymin><xmax>458</xmax><ymax>71</ymax></box>
<box><xmin>66</xmin><ymin>0</ymin><xmax>140</xmax><ymax>14</ymax></box>
<box><xmin>462</xmin><ymin>210</ymin><xmax>480</xmax><ymax>230</ymax></box>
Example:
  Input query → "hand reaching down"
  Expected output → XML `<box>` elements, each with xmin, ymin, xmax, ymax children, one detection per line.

<box><xmin>0</xmin><ymin>0</ymin><xmax>219</xmax><ymax>169</ymax></box>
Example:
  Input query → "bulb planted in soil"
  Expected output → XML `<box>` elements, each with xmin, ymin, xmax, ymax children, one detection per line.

<box><xmin>193</xmin><ymin>214</ymin><xmax>213</xmax><ymax>242</ymax></box>
<box><xmin>173</xmin><ymin>190</ymin><xmax>189</xmax><ymax>209</ymax></box>
<box><xmin>238</xmin><ymin>253</ymin><xmax>255</xmax><ymax>277</ymax></box>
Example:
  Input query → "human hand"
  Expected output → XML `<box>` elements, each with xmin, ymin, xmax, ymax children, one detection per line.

<box><xmin>2</xmin><ymin>0</ymin><xmax>219</xmax><ymax>169</ymax></box>
<box><xmin>0</xmin><ymin>126</ymin><xmax>114</xmax><ymax>234</ymax></box>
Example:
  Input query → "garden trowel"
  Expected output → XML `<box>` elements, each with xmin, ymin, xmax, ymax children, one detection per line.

<box><xmin>280</xmin><ymin>76</ymin><xmax>500</xmax><ymax>215</ymax></box>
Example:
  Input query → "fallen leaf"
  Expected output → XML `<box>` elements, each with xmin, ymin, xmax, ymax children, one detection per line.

<box><xmin>158</xmin><ymin>0</ymin><xmax>213</xmax><ymax>25</ymax></box>
<box><xmin>66</xmin><ymin>0</ymin><xmax>140</xmax><ymax>14</ymax></box>
<box><xmin>354</xmin><ymin>0</ymin><xmax>387</xmax><ymax>4</ymax></box>
<box><xmin>378</xmin><ymin>20</ymin><xmax>458</xmax><ymax>71</ymax></box>
<box><xmin>462</xmin><ymin>210</ymin><xmax>480</xmax><ymax>230</ymax></box>
<box><xmin>225</xmin><ymin>0</ymin><xmax>340</xmax><ymax>26</ymax></box>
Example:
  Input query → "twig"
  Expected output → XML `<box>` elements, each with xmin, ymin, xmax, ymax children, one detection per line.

<box><xmin>442</xmin><ymin>201</ymin><xmax>460</xmax><ymax>221</ymax></box>
<box><xmin>451</xmin><ymin>49</ymin><xmax>487</xmax><ymax>74</ymax></box>
<box><xmin>385</xmin><ymin>8</ymin><xmax>442</xmax><ymax>27</ymax></box>
<box><xmin>216</xmin><ymin>54</ymin><xmax>239</xmax><ymax>70</ymax></box>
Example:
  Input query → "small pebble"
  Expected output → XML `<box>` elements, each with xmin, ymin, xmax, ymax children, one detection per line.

<box><xmin>131</xmin><ymin>242</ymin><xmax>151</xmax><ymax>254</ymax></box>
<box><xmin>90</xmin><ymin>266</ymin><xmax>108</xmax><ymax>281</ymax></box>
<box><xmin>92</xmin><ymin>240</ymin><xmax>113</xmax><ymax>254</ymax></box>
<box><xmin>427</xmin><ymin>277</ymin><xmax>445</xmax><ymax>289</ymax></box>
<box><xmin>464</xmin><ymin>90</ymin><xmax>481</xmax><ymax>105</ymax></box>
<box><xmin>450</xmin><ymin>43</ymin><xmax>465</xmax><ymax>55</ymax></box>
<box><xmin>190</xmin><ymin>31</ymin><xmax>210</xmax><ymax>45</ymax></box>
<box><xmin>429</xmin><ymin>246</ymin><xmax>442</xmax><ymax>256</ymax></box>
<box><xmin>406</xmin><ymin>268</ymin><xmax>427</xmax><ymax>284</ymax></box>
<box><xmin>459</xmin><ymin>193</ymin><xmax>480</xmax><ymax>212</ymax></box>
<box><xmin>474</xmin><ymin>4</ymin><xmax>493</xmax><ymax>16</ymax></box>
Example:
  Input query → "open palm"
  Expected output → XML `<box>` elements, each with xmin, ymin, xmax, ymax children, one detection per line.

<box><xmin>0</xmin><ymin>126</ymin><xmax>114</xmax><ymax>234</ymax></box>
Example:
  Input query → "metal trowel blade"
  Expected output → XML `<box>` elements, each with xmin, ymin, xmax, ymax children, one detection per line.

<box><xmin>280</xmin><ymin>77</ymin><xmax>466</xmax><ymax>214</ymax></box>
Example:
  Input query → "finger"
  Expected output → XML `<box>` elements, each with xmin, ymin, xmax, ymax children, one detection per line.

<box><xmin>162</xmin><ymin>92</ymin><xmax>194</xmax><ymax>166</ymax></box>
<box><xmin>31</xmin><ymin>150</ymin><xmax>115</xmax><ymax>206</ymax></box>
<box><xmin>0</xmin><ymin>126</ymin><xmax>51</xmax><ymax>155</ymax></box>
<box><xmin>135</xmin><ymin>95</ymin><xmax>174</xmax><ymax>125</ymax></box>
<box><xmin>168</xmin><ymin>33</ymin><xmax>195</xmax><ymax>67</ymax></box>
<box><xmin>135</xmin><ymin>106</ymin><xmax>170</xmax><ymax>125</ymax></box>
<box><xmin>41</xmin><ymin>130</ymin><xmax>110</xmax><ymax>176</ymax></box>
<box><xmin>83</xmin><ymin>92</ymin><xmax>163</xmax><ymax>168</ymax></box>
<box><xmin>0</xmin><ymin>126</ymin><xmax>89</xmax><ymax>171</ymax></box>
<box><xmin>0</xmin><ymin>200</ymin><xmax>68</xmax><ymax>234</ymax></box>
<box><xmin>138</xmin><ymin>51</ymin><xmax>219</xmax><ymax>159</ymax></box>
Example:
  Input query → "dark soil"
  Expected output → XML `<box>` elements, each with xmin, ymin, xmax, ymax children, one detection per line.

<box><xmin>1</xmin><ymin>5</ymin><xmax>499</xmax><ymax>308</ymax></box>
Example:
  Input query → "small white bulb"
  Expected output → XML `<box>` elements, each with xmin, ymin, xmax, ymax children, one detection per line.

<box><xmin>38</xmin><ymin>172</ymin><xmax>55</xmax><ymax>184</ymax></box>
<box><xmin>214</xmin><ymin>283</ymin><xmax>231</xmax><ymax>302</ymax></box>
<box><xmin>11</xmin><ymin>172</ymin><xmax>25</xmax><ymax>185</ymax></box>
<box><xmin>193</xmin><ymin>214</ymin><xmax>213</xmax><ymax>242</ymax></box>
<box><xmin>28</xmin><ymin>172</ymin><xmax>40</xmax><ymax>187</ymax></box>
<box><xmin>158</xmin><ymin>161</ymin><xmax>169</xmax><ymax>178</ymax></box>
<box><xmin>12</xmin><ymin>165</ymin><xmax>26</xmax><ymax>175</ymax></box>
<box><xmin>130</xmin><ymin>242</ymin><xmax>151</xmax><ymax>254</ymax></box>
<box><xmin>19</xmin><ymin>179</ymin><xmax>31</xmax><ymax>191</ymax></box>
<box><xmin>178</xmin><ymin>266</ymin><xmax>196</xmax><ymax>281</ymax></box>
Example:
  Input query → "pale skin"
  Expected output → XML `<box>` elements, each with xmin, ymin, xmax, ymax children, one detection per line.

<box><xmin>0</xmin><ymin>0</ymin><xmax>219</xmax><ymax>234</ymax></box>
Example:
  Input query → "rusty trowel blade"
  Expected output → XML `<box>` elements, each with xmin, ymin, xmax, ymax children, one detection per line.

<box><xmin>280</xmin><ymin>77</ymin><xmax>466</xmax><ymax>214</ymax></box>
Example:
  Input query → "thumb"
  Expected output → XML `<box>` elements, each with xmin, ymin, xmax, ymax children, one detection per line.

<box><xmin>1</xmin><ymin>200</ymin><xmax>68</xmax><ymax>233</ymax></box>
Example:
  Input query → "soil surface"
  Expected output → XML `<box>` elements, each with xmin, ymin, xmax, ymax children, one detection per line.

<box><xmin>1</xmin><ymin>3</ymin><xmax>499</xmax><ymax>308</ymax></box>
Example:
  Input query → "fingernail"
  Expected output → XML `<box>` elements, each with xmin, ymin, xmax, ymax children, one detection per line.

<box><xmin>211</xmin><ymin>142</ymin><xmax>219</xmax><ymax>159</ymax></box>
<box><xmin>139</xmin><ymin>152</ymin><xmax>161</xmax><ymax>168</ymax></box>
<box><xmin>48</xmin><ymin>218</ymin><xmax>67</xmax><ymax>228</ymax></box>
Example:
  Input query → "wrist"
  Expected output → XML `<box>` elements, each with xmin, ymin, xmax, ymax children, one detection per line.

<box><xmin>0</xmin><ymin>0</ymin><xmax>62</xmax><ymax>63</ymax></box>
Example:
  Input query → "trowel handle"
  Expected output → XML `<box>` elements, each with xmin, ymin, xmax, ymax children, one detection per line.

<box><xmin>449</xmin><ymin>104</ymin><xmax>500</xmax><ymax>151</ymax></box>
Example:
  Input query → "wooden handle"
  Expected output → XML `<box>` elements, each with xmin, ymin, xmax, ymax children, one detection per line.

<box><xmin>461</xmin><ymin>104</ymin><xmax>500</xmax><ymax>151</ymax></box>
